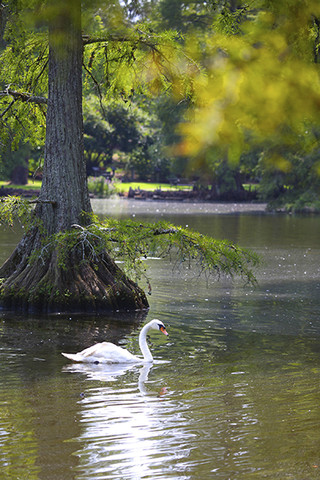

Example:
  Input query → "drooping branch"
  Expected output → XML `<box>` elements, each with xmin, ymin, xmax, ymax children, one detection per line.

<box><xmin>68</xmin><ymin>217</ymin><xmax>260</xmax><ymax>287</ymax></box>
<box><xmin>0</xmin><ymin>196</ymin><xmax>56</xmax><ymax>229</ymax></box>
<box><xmin>0</xmin><ymin>201</ymin><xmax>259</xmax><ymax>311</ymax></box>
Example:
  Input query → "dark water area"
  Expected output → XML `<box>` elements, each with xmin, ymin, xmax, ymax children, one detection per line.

<box><xmin>0</xmin><ymin>199</ymin><xmax>320</xmax><ymax>479</ymax></box>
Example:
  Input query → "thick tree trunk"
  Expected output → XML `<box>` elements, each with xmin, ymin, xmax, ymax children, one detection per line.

<box><xmin>0</xmin><ymin>0</ymin><xmax>148</xmax><ymax>313</ymax></box>
<box><xmin>38</xmin><ymin>0</ymin><xmax>91</xmax><ymax>234</ymax></box>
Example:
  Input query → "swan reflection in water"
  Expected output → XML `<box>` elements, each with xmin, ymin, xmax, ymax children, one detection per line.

<box><xmin>62</xmin><ymin>360</ymin><xmax>168</xmax><ymax>396</ymax></box>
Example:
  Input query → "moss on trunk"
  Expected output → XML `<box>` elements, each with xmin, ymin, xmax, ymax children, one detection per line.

<box><xmin>0</xmin><ymin>234</ymin><xmax>148</xmax><ymax>313</ymax></box>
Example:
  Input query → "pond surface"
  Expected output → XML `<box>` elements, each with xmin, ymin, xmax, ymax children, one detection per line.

<box><xmin>1</xmin><ymin>199</ymin><xmax>320</xmax><ymax>480</ymax></box>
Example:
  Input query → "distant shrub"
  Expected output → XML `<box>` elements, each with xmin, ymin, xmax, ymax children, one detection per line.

<box><xmin>87</xmin><ymin>177</ymin><xmax>118</xmax><ymax>198</ymax></box>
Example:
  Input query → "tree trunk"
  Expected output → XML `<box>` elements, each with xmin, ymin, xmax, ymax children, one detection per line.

<box><xmin>38</xmin><ymin>0</ymin><xmax>91</xmax><ymax>234</ymax></box>
<box><xmin>0</xmin><ymin>0</ymin><xmax>148</xmax><ymax>313</ymax></box>
<box><xmin>11</xmin><ymin>165</ymin><xmax>28</xmax><ymax>185</ymax></box>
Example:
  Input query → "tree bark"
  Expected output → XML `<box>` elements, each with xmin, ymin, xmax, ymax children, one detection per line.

<box><xmin>38</xmin><ymin>0</ymin><xmax>91</xmax><ymax>234</ymax></box>
<box><xmin>0</xmin><ymin>0</ymin><xmax>148</xmax><ymax>313</ymax></box>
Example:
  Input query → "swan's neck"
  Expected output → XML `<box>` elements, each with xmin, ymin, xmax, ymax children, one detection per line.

<box><xmin>139</xmin><ymin>324</ymin><xmax>153</xmax><ymax>362</ymax></box>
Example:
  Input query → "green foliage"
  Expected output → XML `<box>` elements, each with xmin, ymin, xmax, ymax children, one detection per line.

<box><xmin>257</xmin><ymin>148</ymin><xmax>320</xmax><ymax>211</ymax></box>
<box><xmin>47</xmin><ymin>215</ymin><xmax>259</xmax><ymax>291</ymax></box>
<box><xmin>83</xmin><ymin>94</ymin><xmax>172</xmax><ymax>181</ymax></box>
<box><xmin>164</xmin><ymin>0</ymin><xmax>320</xmax><ymax>208</ymax></box>
<box><xmin>82</xmin><ymin>19</ymin><xmax>187</xmax><ymax>99</ymax></box>
<box><xmin>87</xmin><ymin>176</ymin><xmax>118</xmax><ymax>197</ymax></box>
<box><xmin>0</xmin><ymin>195</ymin><xmax>33</xmax><ymax>227</ymax></box>
<box><xmin>157</xmin><ymin>0</ymin><xmax>246</xmax><ymax>34</ymax></box>
<box><xmin>289</xmin><ymin>192</ymin><xmax>320</xmax><ymax>213</ymax></box>
<box><xmin>0</xmin><ymin>23</ymin><xmax>47</xmax><ymax>156</ymax></box>
<box><xmin>179</xmin><ymin>1</ymin><xmax>320</xmax><ymax>157</ymax></box>
<box><xmin>0</xmin><ymin>1</ymin><xmax>191</xmax><ymax>165</ymax></box>
<box><xmin>4</xmin><ymin>0</ymin><xmax>320</xmax><ymax>210</ymax></box>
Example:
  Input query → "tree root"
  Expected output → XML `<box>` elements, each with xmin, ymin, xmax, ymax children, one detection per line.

<box><xmin>0</xmin><ymin>237</ymin><xmax>149</xmax><ymax>313</ymax></box>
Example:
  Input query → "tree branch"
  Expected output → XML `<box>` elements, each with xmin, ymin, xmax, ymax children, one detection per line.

<box><xmin>82</xmin><ymin>33</ymin><xmax>162</xmax><ymax>54</ymax></box>
<box><xmin>83</xmin><ymin>34</ymin><xmax>133</xmax><ymax>46</ymax></box>
<box><xmin>0</xmin><ymin>88</ymin><xmax>47</xmax><ymax>105</ymax></box>
<box><xmin>0</xmin><ymin>99</ymin><xmax>15</xmax><ymax>119</ymax></box>
<box><xmin>0</xmin><ymin>198</ymin><xmax>56</xmax><ymax>206</ymax></box>
<box><xmin>82</xmin><ymin>63</ymin><xmax>106</xmax><ymax>117</ymax></box>
<box><xmin>28</xmin><ymin>199</ymin><xmax>57</xmax><ymax>206</ymax></box>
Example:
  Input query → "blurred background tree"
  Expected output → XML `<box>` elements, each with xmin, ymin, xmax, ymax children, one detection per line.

<box><xmin>177</xmin><ymin>0</ymin><xmax>320</xmax><ymax>210</ymax></box>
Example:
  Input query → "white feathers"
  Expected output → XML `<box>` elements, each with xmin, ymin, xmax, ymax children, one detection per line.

<box><xmin>61</xmin><ymin>319</ymin><xmax>168</xmax><ymax>364</ymax></box>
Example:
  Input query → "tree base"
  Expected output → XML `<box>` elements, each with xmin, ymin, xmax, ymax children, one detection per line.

<box><xmin>0</xmin><ymin>234</ymin><xmax>149</xmax><ymax>314</ymax></box>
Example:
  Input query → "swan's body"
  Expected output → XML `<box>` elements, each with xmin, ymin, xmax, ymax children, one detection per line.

<box><xmin>61</xmin><ymin>319</ymin><xmax>168</xmax><ymax>364</ymax></box>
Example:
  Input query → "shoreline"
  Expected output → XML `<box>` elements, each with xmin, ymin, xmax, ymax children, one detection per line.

<box><xmin>0</xmin><ymin>185</ymin><xmax>268</xmax><ymax>215</ymax></box>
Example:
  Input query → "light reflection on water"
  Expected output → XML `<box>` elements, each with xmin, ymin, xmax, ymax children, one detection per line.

<box><xmin>71</xmin><ymin>363</ymin><xmax>193</xmax><ymax>480</ymax></box>
<box><xmin>0</xmin><ymin>201</ymin><xmax>320</xmax><ymax>479</ymax></box>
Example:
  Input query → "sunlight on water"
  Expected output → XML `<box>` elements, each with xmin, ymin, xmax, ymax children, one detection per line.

<box><xmin>91</xmin><ymin>198</ymin><xmax>267</xmax><ymax>218</ymax></box>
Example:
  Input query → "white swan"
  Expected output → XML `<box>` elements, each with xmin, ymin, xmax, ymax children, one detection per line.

<box><xmin>61</xmin><ymin>319</ymin><xmax>168</xmax><ymax>364</ymax></box>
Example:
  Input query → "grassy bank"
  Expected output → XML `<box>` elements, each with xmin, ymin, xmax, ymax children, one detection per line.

<box><xmin>0</xmin><ymin>179</ymin><xmax>192</xmax><ymax>194</ymax></box>
<box><xmin>0</xmin><ymin>180</ymin><xmax>42</xmax><ymax>191</ymax></box>
<box><xmin>0</xmin><ymin>180</ymin><xmax>259</xmax><ymax>195</ymax></box>
<box><xmin>116</xmin><ymin>182</ymin><xmax>192</xmax><ymax>193</ymax></box>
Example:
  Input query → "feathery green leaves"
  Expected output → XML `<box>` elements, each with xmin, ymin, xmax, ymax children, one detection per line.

<box><xmin>58</xmin><ymin>215</ymin><xmax>260</xmax><ymax>289</ymax></box>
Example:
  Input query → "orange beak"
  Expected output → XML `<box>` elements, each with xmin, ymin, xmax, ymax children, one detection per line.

<box><xmin>160</xmin><ymin>326</ymin><xmax>169</xmax><ymax>336</ymax></box>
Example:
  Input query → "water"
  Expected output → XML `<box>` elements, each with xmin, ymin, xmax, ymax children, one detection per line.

<box><xmin>1</xmin><ymin>200</ymin><xmax>320</xmax><ymax>479</ymax></box>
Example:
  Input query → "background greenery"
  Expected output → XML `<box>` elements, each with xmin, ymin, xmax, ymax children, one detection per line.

<box><xmin>1</xmin><ymin>0</ymin><xmax>320</xmax><ymax>212</ymax></box>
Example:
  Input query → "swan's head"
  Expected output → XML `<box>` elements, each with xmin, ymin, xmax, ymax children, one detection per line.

<box><xmin>149</xmin><ymin>319</ymin><xmax>168</xmax><ymax>336</ymax></box>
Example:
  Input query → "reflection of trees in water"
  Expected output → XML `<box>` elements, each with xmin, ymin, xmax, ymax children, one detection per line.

<box><xmin>0</xmin><ymin>354</ymin><xmax>82</xmax><ymax>480</ymax></box>
<box><xmin>0</xmin><ymin>310</ymin><xmax>148</xmax><ymax>354</ymax></box>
